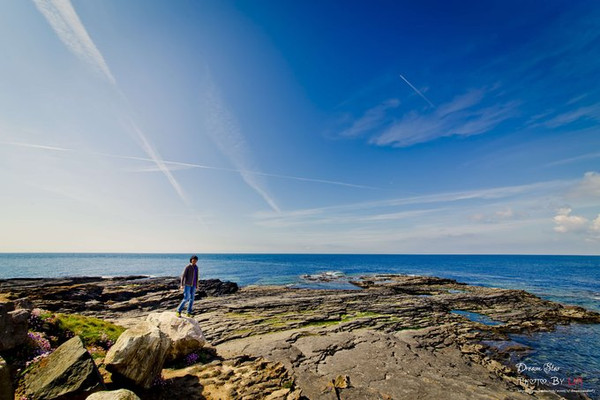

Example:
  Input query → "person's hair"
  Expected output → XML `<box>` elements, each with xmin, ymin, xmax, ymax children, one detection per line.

<box><xmin>190</xmin><ymin>255</ymin><xmax>198</xmax><ymax>262</ymax></box>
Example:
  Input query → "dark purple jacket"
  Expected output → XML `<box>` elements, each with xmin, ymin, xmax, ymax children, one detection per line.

<box><xmin>180</xmin><ymin>263</ymin><xmax>198</xmax><ymax>287</ymax></box>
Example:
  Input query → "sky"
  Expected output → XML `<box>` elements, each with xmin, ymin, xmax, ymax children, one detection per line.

<box><xmin>0</xmin><ymin>0</ymin><xmax>599</xmax><ymax>254</ymax></box>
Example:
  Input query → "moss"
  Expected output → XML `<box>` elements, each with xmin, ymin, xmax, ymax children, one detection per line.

<box><xmin>55</xmin><ymin>313</ymin><xmax>125</xmax><ymax>347</ymax></box>
<box><xmin>303</xmin><ymin>320</ymin><xmax>340</xmax><ymax>327</ymax></box>
<box><xmin>225</xmin><ymin>311</ymin><xmax>258</xmax><ymax>320</ymax></box>
<box><xmin>282</xmin><ymin>380</ymin><xmax>294</xmax><ymax>389</ymax></box>
<box><xmin>260</xmin><ymin>317</ymin><xmax>305</xmax><ymax>328</ymax></box>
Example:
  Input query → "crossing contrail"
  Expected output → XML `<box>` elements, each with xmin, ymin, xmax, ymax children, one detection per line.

<box><xmin>33</xmin><ymin>0</ymin><xmax>189</xmax><ymax>207</ymax></box>
<box><xmin>399</xmin><ymin>74</ymin><xmax>435</xmax><ymax>108</ymax></box>
<box><xmin>2</xmin><ymin>141</ymin><xmax>378</xmax><ymax>190</ymax></box>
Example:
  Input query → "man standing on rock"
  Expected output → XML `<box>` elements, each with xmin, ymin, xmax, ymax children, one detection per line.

<box><xmin>176</xmin><ymin>255</ymin><xmax>199</xmax><ymax>317</ymax></box>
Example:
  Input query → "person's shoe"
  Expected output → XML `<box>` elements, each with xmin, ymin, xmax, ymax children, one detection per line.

<box><xmin>176</xmin><ymin>311</ymin><xmax>181</xmax><ymax>317</ymax></box>
<box><xmin>184</xmin><ymin>312</ymin><xmax>193</xmax><ymax>318</ymax></box>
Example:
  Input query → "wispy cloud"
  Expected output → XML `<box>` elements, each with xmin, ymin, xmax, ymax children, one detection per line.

<box><xmin>199</xmin><ymin>73</ymin><xmax>281</xmax><ymax>212</ymax></box>
<box><xmin>32</xmin><ymin>0</ymin><xmax>116</xmax><ymax>85</ymax></box>
<box><xmin>541</xmin><ymin>103</ymin><xmax>600</xmax><ymax>128</ymax></box>
<box><xmin>336</xmin><ymin>86</ymin><xmax>518</xmax><ymax>148</ymax></box>
<box><xmin>33</xmin><ymin>0</ymin><xmax>191</xmax><ymax>207</ymax></box>
<box><xmin>370</xmin><ymin>88</ymin><xmax>517</xmax><ymax>147</ymax></box>
<box><xmin>338</xmin><ymin>99</ymin><xmax>400</xmax><ymax>138</ymax></box>
<box><xmin>254</xmin><ymin>178</ymin><xmax>572</xmax><ymax>228</ymax></box>
<box><xmin>545</xmin><ymin>151</ymin><xmax>600</xmax><ymax>167</ymax></box>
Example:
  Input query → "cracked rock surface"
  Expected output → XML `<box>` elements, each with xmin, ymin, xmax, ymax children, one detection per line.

<box><xmin>3</xmin><ymin>274</ymin><xmax>599</xmax><ymax>399</ymax></box>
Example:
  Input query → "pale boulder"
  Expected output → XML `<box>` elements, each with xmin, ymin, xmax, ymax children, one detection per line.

<box><xmin>86</xmin><ymin>389</ymin><xmax>141</xmax><ymax>400</ymax></box>
<box><xmin>146</xmin><ymin>311</ymin><xmax>206</xmax><ymax>361</ymax></box>
<box><xmin>104</xmin><ymin>321</ymin><xmax>171</xmax><ymax>389</ymax></box>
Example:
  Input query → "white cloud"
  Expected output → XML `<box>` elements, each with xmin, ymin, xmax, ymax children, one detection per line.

<box><xmin>435</xmin><ymin>89</ymin><xmax>484</xmax><ymax>117</ymax></box>
<box><xmin>588</xmin><ymin>216</ymin><xmax>600</xmax><ymax>243</ymax></box>
<box><xmin>542</xmin><ymin>103</ymin><xmax>600</xmax><ymax>128</ymax></box>
<box><xmin>254</xmin><ymin>178</ymin><xmax>571</xmax><ymax>228</ymax></box>
<box><xmin>553</xmin><ymin>207</ymin><xmax>589</xmax><ymax>233</ymax></box>
<box><xmin>591</xmin><ymin>214</ymin><xmax>600</xmax><ymax>232</ymax></box>
<box><xmin>471</xmin><ymin>207</ymin><xmax>523</xmax><ymax>223</ymax></box>
<box><xmin>545</xmin><ymin>152</ymin><xmax>600</xmax><ymax>167</ymax></box>
<box><xmin>370</xmin><ymin>89</ymin><xmax>517</xmax><ymax>148</ymax></box>
<box><xmin>568</xmin><ymin>171</ymin><xmax>600</xmax><ymax>199</ymax></box>
<box><xmin>339</xmin><ymin>99</ymin><xmax>400</xmax><ymax>137</ymax></box>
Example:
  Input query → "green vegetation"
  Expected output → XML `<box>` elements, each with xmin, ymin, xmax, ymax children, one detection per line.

<box><xmin>54</xmin><ymin>313</ymin><xmax>125</xmax><ymax>347</ymax></box>
<box><xmin>341</xmin><ymin>311</ymin><xmax>382</xmax><ymax>321</ymax></box>
<box><xmin>282</xmin><ymin>380</ymin><xmax>294</xmax><ymax>389</ymax></box>
<box><xmin>302</xmin><ymin>320</ymin><xmax>340</xmax><ymax>327</ymax></box>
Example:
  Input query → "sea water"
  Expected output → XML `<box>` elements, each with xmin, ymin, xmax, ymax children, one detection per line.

<box><xmin>1</xmin><ymin>253</ymin><xmax>599</xmax><ymax>397</ymax></box>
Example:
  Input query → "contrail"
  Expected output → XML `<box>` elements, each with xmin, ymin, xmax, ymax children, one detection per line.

<box><xmin>33</xmin><ymin>0</ymin><xmax>191</xmax><ymax>208</ymax></box>
<box><xmin>200</xmin><ymin>73</ymin><xmax>282</xmax><ymax>212</ymax></box>
<box><xmin>32</xmin><ymin>0</ymin><xmax>116</xmax><ymax>85</ymax></box>
<box><xmin>1</xmin><ymin>141</ymin><xmax>377</xmax><ymax>190</ymax></box>
<box><xmin>399</xmin><ymin>74</ymin><xmax>435</xmax><ymax>108</ymax></box>
<box><xmin>127</xmin><ymin>120</ymin><xmax>189</xmax><ymax>205</ymax></box>
<box><xmin>128</xmin><ymin>159</ymin><xmax>378</xmax><ymax>190</ymax></box>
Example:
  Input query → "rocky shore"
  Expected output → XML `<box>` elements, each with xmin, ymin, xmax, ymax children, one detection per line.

<box><xmin>1</xmin><ymin>274</ymin><xmax>599</xmax><ymax>399</ymax></box>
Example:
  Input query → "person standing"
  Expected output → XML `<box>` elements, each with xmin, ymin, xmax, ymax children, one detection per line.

<box><xmin>176</xmin><ymin>255</ymin><xmax>199</xmax><ymax>317</ymax></box>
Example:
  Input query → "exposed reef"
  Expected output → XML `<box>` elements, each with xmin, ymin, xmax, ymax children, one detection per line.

<box><xmin>1</xmin><ymin>274</ymin><xmax>599</xmax><ymax>399</ymax></box>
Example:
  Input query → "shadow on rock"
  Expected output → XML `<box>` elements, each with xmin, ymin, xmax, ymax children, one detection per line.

<box><xmin>142</xmin><ymin>374</ymin><xmax>206</xmax><ymax>400</ymax></box>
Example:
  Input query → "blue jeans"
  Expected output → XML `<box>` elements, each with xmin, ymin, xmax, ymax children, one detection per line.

<box><xmin>177</xmin><ymin>285</ymin><xmax>196</xmax><ymax>313</ymax></box>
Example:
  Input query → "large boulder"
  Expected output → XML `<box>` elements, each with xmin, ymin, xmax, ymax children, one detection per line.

<box><xmin>22</xmin><ymin>336</ymin><xmax>104</xmax><ymax>400</ymax></box>
<box><xmin>0</xmin><ymin>301</ymin><xmax>29</xmax><ymax>351</ymax></box>
<box><xmin>0</xmin><ymin>356</ymin><xmax>13</xmax><ymax>400</ymax></box>
<box><xmin>146</xmin><ymin>312</ymin><xmax>206</xmax><ymax>361</ymax></box>
<box><xmin>104</xmin><ymin>321</ymin><xmax>171</xmax><ymax>389</ymax></box>
<box><xmin>86</xmin><ymin>389</ymin><xmax>141</xmax><ymax>400</ymax></box>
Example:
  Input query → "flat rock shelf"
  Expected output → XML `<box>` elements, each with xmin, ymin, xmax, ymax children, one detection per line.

<box><xmin>2</xmin><ymin>274</ymin><xmax>599</xmax><ymax>399</ymax></box>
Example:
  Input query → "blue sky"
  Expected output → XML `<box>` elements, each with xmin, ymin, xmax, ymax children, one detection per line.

<box><xmin>1</xmin><ymin>0</ymin><xmax>599</xmax><ymax>254</ymax></box>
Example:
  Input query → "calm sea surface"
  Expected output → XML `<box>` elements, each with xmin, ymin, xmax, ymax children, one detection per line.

<box><xmin>1</xmin><ymin>253</ymin><xmax>599</xmax><ymax>397</ymax></box>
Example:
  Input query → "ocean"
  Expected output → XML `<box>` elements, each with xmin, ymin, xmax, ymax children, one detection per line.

<box><xmin>1</xmin><ymin>253</ymin><xmax>599</xmax><ymax>398</ymax></box>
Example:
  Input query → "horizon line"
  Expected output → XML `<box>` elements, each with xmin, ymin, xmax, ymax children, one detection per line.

<box><xmin>0</xmin><ymin>251</ymin><xmax>598</xmax><ymax>256</ymax></box>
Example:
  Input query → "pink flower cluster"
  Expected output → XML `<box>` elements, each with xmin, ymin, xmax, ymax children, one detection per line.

<box><xmin>27</xmin><ymin>331</ymin><xmax>52</xmax><ymax>356</ymax></box>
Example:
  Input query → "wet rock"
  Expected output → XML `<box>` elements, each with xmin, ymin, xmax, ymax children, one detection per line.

<box><xmin>146</xmin><ymin>311</ymin><xmax>206</xmax><ymax>361</ymax></box>
<box><xmin>104</xmin><ymin>321</ymin><xmax>171</xmax><ymax>389</ymax></box>
<box><xmin>22</xmin><ymin>336</ymin><xmax>104</xmax><ymax>400</ymax></box>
